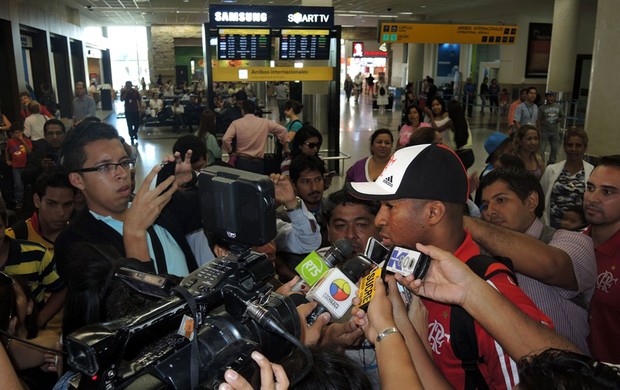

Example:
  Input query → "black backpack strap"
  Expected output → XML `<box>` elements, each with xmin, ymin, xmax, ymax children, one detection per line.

<box><xmin>537</xmin><ymin>224</ymin><xmax>588</xmax><ymax>310</ymax></box>
<box><xmin>10</xmin><ymin>220</ymin><xmax>29</xmax><ymax>240</ymax></box>
<box><xmin>146</xmin><ymin>226</ymin><xmax>168</xmax><ymax>274</ymax></box>
<box><xmin>538</xmin><ymin>224</ymin><xmax>556</xmax><ymax>244</ymax></box>
<box><xmin>451</xmin><ymin>255</ymin><xmax>516</xmax><ymax>390</ymax></box>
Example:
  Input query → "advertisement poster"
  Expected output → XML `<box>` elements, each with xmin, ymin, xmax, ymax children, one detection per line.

<box><xmin>525</xmin><ymin>23</ymin><xmax>552</xmax><ymax>78</ymax></box>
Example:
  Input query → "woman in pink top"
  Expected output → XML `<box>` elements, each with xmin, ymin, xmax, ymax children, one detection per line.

<box><xmin>397</xmin><ymin>105</ymin><xmax>431</xmax><ymax>150</ymax></box>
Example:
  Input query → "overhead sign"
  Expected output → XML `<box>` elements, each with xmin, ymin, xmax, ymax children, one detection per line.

<box><xmin>379</xmin><ymin>22</ymin><xmax>518</xmax><ymax>45</ymax></box>
<box><xmin>212</xmin><ymin>67</ymin><xmax>334</xmax><ymax>82</ymax></box>
<box><xmin>210</xmin><ymin>5</ymin><xmax>334</xmax><ymax>28</ymax></box>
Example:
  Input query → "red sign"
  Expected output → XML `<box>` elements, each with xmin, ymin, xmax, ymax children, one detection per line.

<box><xmin>363</xmin><ymin>51</ymin><xmax>388</xmax><ymax>57</ymax></box>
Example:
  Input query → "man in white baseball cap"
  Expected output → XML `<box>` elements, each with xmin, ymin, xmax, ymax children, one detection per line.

<box><xmin>346</xmin><ymin>144</ymin><xmax>552</xmax><ymax>390</ymax></box>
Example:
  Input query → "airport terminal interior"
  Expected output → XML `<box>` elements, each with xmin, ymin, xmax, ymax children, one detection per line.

<box><xmin>2</xmin><ymin>0</ymin><xmax>620</xmax><ymax>388</ymax></box>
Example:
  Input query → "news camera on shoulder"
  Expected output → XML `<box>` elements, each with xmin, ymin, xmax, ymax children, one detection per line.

<box><xmin>65</xmin><ymin>167</ymin><xmax>312</xmax><ymax>389</ymax></box>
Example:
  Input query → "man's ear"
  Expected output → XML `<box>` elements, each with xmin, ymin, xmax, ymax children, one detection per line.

<box><xmin>33</xmin><ymin>193</ymin><xmax>41</xmax><ymax>209</ymax></box>
<box><xmin>69</xmin><ymin>172</ymin><xmax>85</xmax><ymax>191</ymax></box>
<box><xmin>525</xmin><ymin>191</ymin><xmax>539</xmax><ymax>213</ymax></box>
<box><xmin>427</xmin><ymin>201</ymin><xmax>446</xmax><ymax>226</ymax></box>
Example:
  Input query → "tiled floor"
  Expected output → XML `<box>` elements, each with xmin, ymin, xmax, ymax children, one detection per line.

<box><xmin>102</xmin><ymin>93</ymin><xmax>564</xmax><ymax>193</ymax></box>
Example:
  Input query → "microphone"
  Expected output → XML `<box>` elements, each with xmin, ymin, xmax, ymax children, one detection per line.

<box><xmin>305</xmin><ymin>253</ymin><xmax>376</xmax><ymax>325</ymax></box>
<box><xmin>291</xmin><ymin>239</ymin><xmax>354</xmax><ymax>292</ymax></box>
<box><xmin>384</xmin><ymin>245</ymin><xmax>431</xmax><ymax>280</ymax></box>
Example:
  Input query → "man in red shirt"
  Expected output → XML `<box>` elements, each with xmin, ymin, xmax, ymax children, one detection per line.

<box><xmin>584</xmin><ymin>155</ymin><xmax>620</xmax><ymax>364</ymax></box>
<box><xmin>18</xmin><ymin>92</ymin><xmax>52</xmax><ymax>119</ymax></box>
<box><xmin>347</xmin><ymin>144</ymin><xmax>552</xmax><ymax>389</ymax></box>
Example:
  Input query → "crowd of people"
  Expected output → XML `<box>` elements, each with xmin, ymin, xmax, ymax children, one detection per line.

<box><xmin>0</xmin><ymin>76</ymin><xmax>619</xmax><ymax>390</ymax></box>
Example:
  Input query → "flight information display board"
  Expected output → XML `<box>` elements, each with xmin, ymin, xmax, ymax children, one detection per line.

<box><xmin>279</xmin><ymin>29</ymin><xmax>330</xmax><ymax>60</ymax></box>
<box><xmin>217</xmin><ymin>28</ymin><xmax>271</xmax><ymax>60</ymax></box>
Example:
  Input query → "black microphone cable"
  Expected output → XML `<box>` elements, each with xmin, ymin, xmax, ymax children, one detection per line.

<box><xmin>244</xmin><ymin>299</ymin><xmax>313</xmax><ymax>387</ymax></box>
<box><xmin>0</xmin><ymin>328</ymin><xmax>64</xmax><ymax>355</ymax></box>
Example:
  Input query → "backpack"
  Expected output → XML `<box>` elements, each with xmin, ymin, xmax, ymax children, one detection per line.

<box><xmin>450</xmin><ymin>254</ymin><xmax>516</xmax><ymax>390</ymax></box>
<box><xmin>10</xmin><ymin>220</ymin><xmax>29</xmax><ymax>239</ymax></box>
<box><xmin>379</xmin><ymin>86</ymin><xmax>386</xmax><ymax>96</ymax></box>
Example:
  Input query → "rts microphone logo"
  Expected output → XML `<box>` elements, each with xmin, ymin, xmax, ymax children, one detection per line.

<box><xmin>329</xmin><ymin>279</ymin><xmax>351</xmax><ymax>301</ymax></box>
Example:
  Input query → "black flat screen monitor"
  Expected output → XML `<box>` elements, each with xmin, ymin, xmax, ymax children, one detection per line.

<box><xmin>217</xmin><ymin>28</ymin><xmax>271</xmax><ymax>60</ymax></box>
<box><xmin>279</xmin><ymin>29</ymin><xmax>330</xmax><ymax>60</ymax></box>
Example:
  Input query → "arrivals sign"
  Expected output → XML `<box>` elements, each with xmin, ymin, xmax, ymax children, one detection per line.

<box><xmin>212</xmin><ymin>67</ymin><xmax>334</xmax><ymax>82</ymax></box>
<box><xmin>210</xmin><ymin>5</ymin><xmax>334</xmax><ymax>28</ymax></box>
<box><xmin>379</xmin><ymin>22</ymin><xmax>518</xmax><ymax>45</ymax></box>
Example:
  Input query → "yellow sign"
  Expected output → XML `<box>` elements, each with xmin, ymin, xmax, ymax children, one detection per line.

<box><xmin>357</xmin><ymin>267</ymin><xmax>383</xmax><ymax>309</ymax></box>
<box><xmin>218</xmin><ymin>28</ymin><xmax>270</xmax><ymax>35</ymax></box>
<box><xmin>281</xmin><ymin>29</ymin><xmax>330</xmax><ymax>36</ymax></box>
<box><xmin>379</xmin><ymin>23</ymin><xmax>518</xmax><ymax>45</ymax></box>
<box><xmin>212</xmin><ymin>66</ymin><xmax>334</xmax><ymax>82</ymax></box>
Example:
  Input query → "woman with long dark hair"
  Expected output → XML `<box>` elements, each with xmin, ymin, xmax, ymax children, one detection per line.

<box><xmin>397</xmin><ymin>105</ymin><xmax>431</xmax><ymax>150</ymax></box>
<box><xmin>195</xmin><ymin>109</ymin><xmax>222</xmax><ymax>166</ymax></box>
<box><xmin>284</xmin><ymin>100</ymin><xmax>304</xmax><ymax>143</ymax></box>
<box><xmin>424</xmin><ymin>96</ymin><xmax>452</xmax><ymax>149</ymax></box>
<box><xmin>447</xmin><ymin>100</ymin><xmax>475</xmax><ymax>169</ymax></box>
<box><xmin>280</xmin><ymin>125</ymin><xmax>322</xmax><ymax>176</ymax></box>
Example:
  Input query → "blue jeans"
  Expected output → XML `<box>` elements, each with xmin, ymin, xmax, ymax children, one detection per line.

<box><xmin>12</xmin><ymin>167</ymin><xmax>24</xmax><ymax>204</ymax></box>
<box><xmin>540</xmin><ymin>129</ymin><xmax>560</xmax><ymax>164</ymax></box>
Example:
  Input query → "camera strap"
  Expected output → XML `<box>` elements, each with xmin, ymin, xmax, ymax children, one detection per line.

<box><xmin>173</xmin><ymin>285</ymin><xmax>200</xmax><ymax>389</ymax></box>
<box><xmin>147</xmin><ymin>226</ymin><xmax>168</xmax><ymax>274</ymax></box>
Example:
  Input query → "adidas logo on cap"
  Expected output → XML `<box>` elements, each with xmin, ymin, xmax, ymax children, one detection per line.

<box><xmin>382</xmin><ymin>175</ymin><xmax>393</xmax><ymax>187</ymax></box>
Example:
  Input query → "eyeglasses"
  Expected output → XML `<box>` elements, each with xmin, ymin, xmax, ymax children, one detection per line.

<box><xmin>74</xmin><ymin>159</ymin><xmax>136</xmax><ymax>175</ymax></box>
<box><xmin>304</xmin><ymin>142</ymin><xmax>320</xmax><ymax>149</ymax></box>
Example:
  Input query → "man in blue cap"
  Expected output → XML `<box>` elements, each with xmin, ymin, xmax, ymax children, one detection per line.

<box><xmin>538</xmin><ymin>91</ymin><xmax>564</xmax><ymax>164</ymax></box>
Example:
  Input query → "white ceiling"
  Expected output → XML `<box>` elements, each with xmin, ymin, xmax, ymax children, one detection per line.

<box><xmin>61</xmin><ymin>0</ymin><xmax>520</xmax><ymax>27</ymax></box>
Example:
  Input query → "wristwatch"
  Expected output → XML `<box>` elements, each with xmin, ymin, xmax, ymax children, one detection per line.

<box><xmin>283</xmin><ymin>196</ymin><xmax>302</xmax><ymax>212</ymax></box>
<box><xmin>376</xmin><ymin>327</ymin><xmax>400</xmax><ymax>343</ymax></box>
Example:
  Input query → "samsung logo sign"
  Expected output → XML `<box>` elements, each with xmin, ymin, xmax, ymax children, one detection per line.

<box><xmin>210</xmin><ymin>6</ymin><xmax>334</xmax><ymax>28</ymax></box>
<box><xmin>214</xmin><ymin>11</ymin><xmax>268</xmax><ymax>23</ymax></box>
<box><xmin>287</xmin><ymin>12</ymin><xmax>330</xmax><ymax>24</ymax></box>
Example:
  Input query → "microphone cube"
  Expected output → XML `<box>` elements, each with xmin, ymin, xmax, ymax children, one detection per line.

<box><xmin>306</xmin><ymin>268</ymin><xmax>358</xmax><ymax>319</ymax></box>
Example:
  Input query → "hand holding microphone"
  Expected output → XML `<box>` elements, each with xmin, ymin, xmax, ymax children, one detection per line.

<box><xmin>291</xmin><ymin>239</ymin><xmax>353</xmax><ymax>293</ymax></box>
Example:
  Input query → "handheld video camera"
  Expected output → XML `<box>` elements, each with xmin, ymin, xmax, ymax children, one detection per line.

<box><xmin>65</xmin><ymin>167</ymin><xmax>301</xmax><ymax>389</ymax></box>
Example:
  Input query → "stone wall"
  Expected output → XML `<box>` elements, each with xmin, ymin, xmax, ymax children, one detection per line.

<box><xmin>149</xmin><ymin>25</ymin><xmax>202</xmax><ymax>84</ymax></box>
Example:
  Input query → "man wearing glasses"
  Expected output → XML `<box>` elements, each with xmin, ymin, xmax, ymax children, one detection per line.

<box><xmin>54</xmin><ymin>121</ymin><xmax>201</xmax><ymax>278</ymax></box>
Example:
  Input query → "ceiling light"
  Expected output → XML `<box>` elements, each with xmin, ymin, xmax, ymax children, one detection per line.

<box><xmin>421</xmin><ymin>5</ymin><xmax>427</xmax><ymax>8</ymax></box>
<box><xmin>399</xmin><ymin>12</ymin><xmax>413</xmax><ymax>15</ymax></box>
